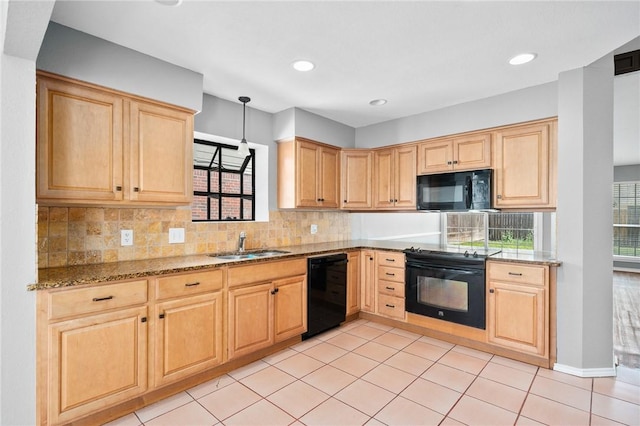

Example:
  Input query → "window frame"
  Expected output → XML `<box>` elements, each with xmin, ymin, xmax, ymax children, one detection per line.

<box><xmin>192</xmin><ymin>138</ymin><xmax>256</xmax><ymax>222</ymax></box>
<box><xmin>613</xmin><ymin>181</ymin><xmax>640</xmax><ymax>260</ymax></box>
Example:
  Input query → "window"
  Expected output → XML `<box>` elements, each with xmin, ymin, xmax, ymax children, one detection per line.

<box><xmin>613</xmin><ymin>182</ymin><xmax>640</xmax><ymax>257</ymax></box>
<box><xmin>445</xmin><ymin>212</ymin><xmax>535</xmax><ymax>252</ymax></box>
<box><xmin>192</xmin><ymin>139</ymin><xmax>255</xmax><ymax>221</ymax></box>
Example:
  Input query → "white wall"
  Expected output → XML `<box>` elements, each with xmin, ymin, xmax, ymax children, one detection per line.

<box><xmin>1</xmin><ymin>1</ymin><xmax>54</xmax><ymax>423</ymax></box>
<box><xmin>37</xmin><ymin>22</ymin><xmax>203</xmax><ymax>112</ymax></box>
<box><xmin>293</xmin><ymin>108</ymin><xmax>356</xmax><ymax>148</ymax></box>
<box><xmin>355</xmin><ymin>82</ymin><xmax>558</xmax><ymax>148</ymax></box>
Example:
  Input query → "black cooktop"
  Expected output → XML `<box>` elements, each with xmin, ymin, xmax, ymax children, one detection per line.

<box><xmin>403</xmin><ymin>245</ymin><xmax>502</xmax><ymax>260</ymax></box>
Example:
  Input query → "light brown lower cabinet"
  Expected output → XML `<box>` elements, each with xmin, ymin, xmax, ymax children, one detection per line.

<box><xmin>487</xmin><ymin>261</ymin><xmax>549</xmax><ymax>357</ymax></box>
<box><xmin>39</xmin><ymin>282</ymin><xmax>149</xmax><ymax>426</ymax></box>
<box><xmin>360</xmin><ymin>250</ymin><xmax>376</xmax><ymax>313</ymax></box>
<box><xmin>346</xmin><ymin>251</ymin><xmax>361</xmax><ymax>315</ymax></box>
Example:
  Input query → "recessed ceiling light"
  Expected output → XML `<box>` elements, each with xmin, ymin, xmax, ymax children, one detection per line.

<box><xmin>154</xmin><ymin>0</ymin><xmax>182</xmax><ymax>6</ymax></box>
<box><xmin>509</xmin><ymin>53</ymin><xmax>537</xmax><ymax>65</ymax></box>
<box><xmin>369</xmin><ymin>99</ymin><xmax>387</xmax><ymax>106</ymax></box>
<box><xmin>292</xmin><ymin>60</ymin><xmax>315</xmax><ymax>72</ymax></box>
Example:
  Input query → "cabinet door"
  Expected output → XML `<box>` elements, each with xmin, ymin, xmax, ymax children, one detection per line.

<box><xmin>341</xmin><ymin>150</ymin><xmax>373</xmax><ymax>209</ymax></box>
<box><xmin>154</xmin><ymin>292</ymin><xmax>223</xmax><ymax>387</ymax></box>
<box><xmin>360</xmin><ymin>251</ymin><xmax>376</xmax><ymax>313</ymax></box>
<box><xmin>494</xmin><ymin>122</ymin><xmax>554</xmax><ymax>208</ymax></box>
<box><xmin>319</xmin><ymin>146</ymin><xmax>340</xmax><ymax>208</ymax></box>
<box><xmin>373</xmin><ymin>148</ymin><xmax>395</xmax><ymax>208</ymax></box>
<box><xmin>453</xmin><ymin>133</ymin><xmax>491</xmax><ymax>171</ymax></box>
<box><xmin>417</xmin><ymin>140</ymin><xmax>453</xmax><ymax>174</ymax></box>
<box><xmin>128</xmin><ymin>100</ymin><xmax>193</xmax><ymax>204</ymax></box>
<box><xmin>37</xmin><ymin>75</ymin><xmax>124</xmax><ymax>202</ymax></box>
<box><xmin>394</xmin><ymin>145</ymin><xmax>417</xmax><ymax>208</ymax></box>
<box><xmin>296</xmin><ymin>140</ymin><xmax>320</xmax><ymax>207</ymax></box>
<box><xmin>48</xmin><ymin>307</ymin><xmax>147</xmax><ymax>424</ymax></box>
<box><xmin>488</xmin><ymin>282</ymin><xmax>547</xmax><ymax>356</ymax></box>
<box><xmin>274</xmin><ymin>275</ymin><xmax>307</xmax><ymax>342</ymax></box>
<box><xmin>228</xmin><ymin>283</ymin><xmax>273</xmax><ymax>359</ymax></box>
<box><xmin>346</xmin><ymin>251</ymin><xmax>361</xmax><ymax>315</ymax></box>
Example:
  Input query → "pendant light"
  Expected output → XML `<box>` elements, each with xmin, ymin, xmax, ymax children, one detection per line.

<box><xmin>237</xmin><ymin>96</ymin><xmax>251</xmax><ymax>157</ymax></box>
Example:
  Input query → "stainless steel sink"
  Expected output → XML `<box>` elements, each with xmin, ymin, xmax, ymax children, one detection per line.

<box><xmin>211</xmin><ymin>249</ymin><xmax>290</xmax><ymax>261</ymax></box>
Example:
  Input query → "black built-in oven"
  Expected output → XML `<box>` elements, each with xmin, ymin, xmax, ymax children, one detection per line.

<box><xmin>404</xmin><ymin>249</ymin><xmax>488</xmax><ymax>329</ymax></box>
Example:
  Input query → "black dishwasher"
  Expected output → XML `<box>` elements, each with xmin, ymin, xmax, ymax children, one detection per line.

<box><xmin>302</xmin><ymin>253</ymin><xmax>348</xmax><ymax>340</ymax></box>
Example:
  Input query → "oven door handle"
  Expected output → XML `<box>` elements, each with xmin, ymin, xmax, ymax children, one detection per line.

<box><xmin>464</xmin><ymin>175</ymin><xmax>473</xmax><ymax>209</ymax></box>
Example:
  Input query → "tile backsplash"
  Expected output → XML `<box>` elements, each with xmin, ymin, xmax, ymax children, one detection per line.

<box><xmin>37</xmin><ymin>206</ymin><xmax>351</xmax><ymax>268</ymax></box>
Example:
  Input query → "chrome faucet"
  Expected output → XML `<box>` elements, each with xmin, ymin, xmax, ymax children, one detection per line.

<box><xmin>238</xmin><ymin>231</ymin><xmax>246</xmax><ymax>252</ymax></box>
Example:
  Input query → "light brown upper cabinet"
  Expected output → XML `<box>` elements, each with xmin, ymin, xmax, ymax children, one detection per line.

<box><xmin>373</xmin><ymin>145</ymin><xmax>417</xmax><ymax>209</ymax></box>
<box><xmin>341</xmin><ymin>149</ymin><xmax>373</xmax><ymax>209</ymax></box>
<box><xmin>493</xmin><ymin>120</ymin><xmax>557</xmax><ymax>209</ymax></box>
<box><xmin>36</xmin><ymin>72</ymin><xmax>194</xmax><ymax>206</ymax></box>
<box><xmin>417</xmin><ymin>133</ymin><xmax>491</xmax><ymax>174</ymax></box>
<box><xmin>277</xmin><ymin>137</ymin><xmax>340</xmax><ymax>209</ymax></box>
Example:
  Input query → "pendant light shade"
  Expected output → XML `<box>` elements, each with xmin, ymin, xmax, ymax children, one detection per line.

<box><xmin>238</xmin><ymin>96</ymin><xmax>251</xmax><ymax>157</ymax></box>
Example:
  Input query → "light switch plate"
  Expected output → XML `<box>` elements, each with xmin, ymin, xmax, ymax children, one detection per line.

<box><xmin>121</xmin><ymin>229</ymin><xmax>133</xmax><ymax>246</ymax></box>
<box><xmin>310</xmin><ymin>224</ymin><xmax>318</xmax><ymax>234</ymax></box>
<box><xmin>169</xmin><ymin>227</ymin><xmax>185</xmax><ymax>244</ymax></box>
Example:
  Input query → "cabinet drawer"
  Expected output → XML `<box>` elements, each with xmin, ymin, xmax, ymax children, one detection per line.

<box><xmin>488</xmin><ymin>262</ymin><xmax>547</xmax><ymax>286</ymax></box>
<box><xmin>378</xmin><ymin>265</ymin><xmax>404</xmax><ymax>283</ymax></box>
<box><xmin>155</xmin><ymin>269</ymin><xmax>223</xmax><ymax>300</ymax></box>
<box><xmin>378</xmin><ymin>280</ymin><xmax>405</xmax><ymax>298</ymax></box>
<box><xmin>377</xmin><ymin>251</ymin><xmax>404</xmax><ymax>267</ymax></box>
<box><xmin>377</xmin><ymin>294</ymin><xmax>405</xmax><ymax>320</ymax></box>
<box><xmin>48</xmin><ymin>280</ymin><xmax>148</xmax><ymax>320</ymax></box>
<box><xmin>228</xmin><ymin>258</ymin><xmax>306</xmax><ymax>288</ymax></box>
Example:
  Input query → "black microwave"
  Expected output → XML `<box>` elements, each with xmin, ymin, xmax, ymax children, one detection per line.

<box><xmin>417</xmin><ymin>169</ymin><xmax>492</xmax><ymax>211</ymax></box>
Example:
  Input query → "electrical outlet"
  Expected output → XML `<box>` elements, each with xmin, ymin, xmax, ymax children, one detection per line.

<box><xmin>121</xmin><ymin>229</ymin><xmax>133</xmax><ymax>246</ymax></box>
<box><xmin>310</xmin><ymin>224</ymin><xmax>318</xmax><ymax>234</ymax></box>
<box><xmin>169</xmin><ymin>227</ymin><xmax>185</xmax><ymax>244</ymax></box>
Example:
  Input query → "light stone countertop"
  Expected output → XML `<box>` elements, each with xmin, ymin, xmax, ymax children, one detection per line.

<box><xmin>30</xmin><ymin>239</ymin><xmax>560</xmax><ymax>290</ymax></box>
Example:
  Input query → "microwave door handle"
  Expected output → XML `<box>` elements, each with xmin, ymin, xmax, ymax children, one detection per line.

<box><xmin>464</xmin><ymin>176</ymin><xmax>472</xmax><ymax>209</ymax></box>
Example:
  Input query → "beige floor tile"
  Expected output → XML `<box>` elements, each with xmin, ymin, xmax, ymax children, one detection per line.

<box><xmin>388</xmin><ymin>327</ymin><xmax>423</xmax><ymax>340</ymax></box>
<box><xmin>492</xmin><ymin>355</ymin><xmax>540</xmax><ymax>374</ymax></box>
<box><xmin>372</xmin><ymin>331</ymin><xmax>415</xmax><ymax>350</ymax></box>
<box><xmin>593</xmin><ymin>376</ymin><xmax>640</xmax><ymax>404</ymax></box>
<box><xmin>262</xmin><ymin>347</ymin><xmax>298</xmax><ymax>365</ymax></box>
<box><xmin>330</xmin><ymin>352</ymin><xmax>380</xmax><ymax>377</ymax></box>
<box><xmin>302</xmin><ymin>341</ymin><xmax>348</xmax><ymax>363</ymax></box>
<box><xmin>302</xmin><ymin>364</ymin><xmax>357</xmax><ymax>395</ymax></box>
<box><xmin>274</xmin><ymin>352</ymin><xmax>324</xmax><ymax>378</ymax></box>
<box><xmin>227</xmin><ymin>359</ymin><xmax>269</xmax><ymax>380</ymax></box>
<box><xmin>197</xmin><ymin>381</ymin><xmax>261</xmax><ymax>421</ymax></box>
<box><xmin>267</xmin><ymin>380</ymin><xmax>330</xmax><ymax>418</ymax></box>
<box><xmin>417</xmin><ymin>335</ymin><xmax>455</xmax><ymax>349</ymax></box>
<box><xmin>291</xmin><ymin>337</ymin><xmax>322</xmax><ymax>352</ymax></box>
<box><xmin>402</xmin><ymin>340</ymin><xmax>450</xmax><ymax>361</ymax></box>
<box><xmin>480</xmin><ymin>361</ymin><xmax>535</xmax><ymax>391</ymax></box>
<box><xmin>515</xmin><ymin>415</ymin><xmax>547</xmax><ymax>425</ymax></box>
<box><xmin>339</xmin><ymin>318</ymin><xmax>369</xmax><ymax>331</ymax></box>
<box><xmin>451</xmin><ymin>344</ymin><xmax>493</xmax><ymax>361</ymax></box>
<box><xmin>421</xmin><ymin>363</ymin><xmax>476</xmax><ymax>393</ymax></box>
<box><xmin>316</xmin><ymin>327</ymin><xmax>344</xmax><ymax>341</ymax></box>
<box><xmin>102</xmin><ymin>413</ymin><xmax>141</xmax><ymax>426</ymax></box>
<box><xmin>466</xmin><ymin>376</ymin><xmax>527</xmax><ymax>413</ymax></box>
<box><xmin>223</xmin><ymin>399</ymin><xmax>294</xmax><ymax>426</ymax></box>
<box><xmin>591</xmin><ymin>392</ymin><xmax>640</xmax><ymax>425</ymax></box>
<box><xmin>353</xmin><ymin>341</ymin><xmax>398</xmax><ymax>362</ymax></box>
<box><xmin>300</xmin><ymin>397</ymin><xmax>371</xmax><ymax>425</ymax></box>
<box><xmin>449</xmin><ymin>395</ymin><xmax>518</xmax><ymax>425</ymax></box>
<box><xmin>334</xmin><ymin>379</ymin><xmax>396</xmax><ymax>416</ymax></box>
<box><xmin>326</xmin><ymin>332</ymin><xmax>368</xmax><ymax>351</ymax></box>
<box><xmin>520</xmin><ymin>394</ymin><xmax>590</xmax><ymax>425</ymax></box>
<box><xmin>590</xmin><ymin>413</ymin><xmax>629</xmax><ymax>425</ymax></box>
<box><xmin>529</xmin><ymin>375</ymin><xmax>592</xmax><ymax>411</ymax></box>
<box><xmin>365</xmin><ymin>418</ymin><xmax>386</xmax><ymax>426</ymax></box>
<box><xmin>366</xmin><ymin>321</ymin><xmax>394</xmax><ymax>332</ymax></box>
<box><xmin>135</xmin><ymin>391</ymin><xmax>193</xmax><ymax>423</ymax></box>
<box><xmin>400</xmin><ymin>377</ymin><xmax>462</xmax><ymax>415</ymax></box>
<box><xmin>536</xmin><ymin>367</ymin><xmax>593</xmax><ymax>390</ymax></box>
<box><xmin>374</xmin><ymin>396</ymin><xmax>444</xmax><ymax>425</ymax></box>
<box><xmin>438</xmin><ymin>350</ymin><xmax>489</xmax><ymax>375</ymax></box>
<box><xmin>239</xmin><ymin>365</ymin><xmax>296</xmax><ymax>397</ymax></box>
<box><xmin>439</xmin><ymin>417</ymin><xmax>466</xmax><ymax>425</ymax></box>
<box><xmin>362</xmin><ymin>363</ymin><xmax>417</xmax><ymax>393</ymax></box>
<box><xmin>144</xmin><ymin>401</ymin><xmax>217</xmax><ymax>426</ymax></box>
<box><xmin>384</xmin><ymin>350</ymin><xmax>434</xmax><ymax>376</ymax></box>
<box><xmin>186</xmin><ymin>374</ymin><xmax>235</xmax><ymax>400</ymax></box>
<box><xmin>346</xmin><ymin>324</ymin><xmax>387</xmax><ymax>340</ymax></box>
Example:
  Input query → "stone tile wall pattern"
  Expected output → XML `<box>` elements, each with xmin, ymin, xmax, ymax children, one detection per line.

<box><xmin>37</xmin><ymin>207</ymin><xmax>351</xmax><ymax>268</ymax></box>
